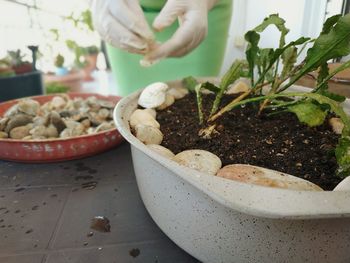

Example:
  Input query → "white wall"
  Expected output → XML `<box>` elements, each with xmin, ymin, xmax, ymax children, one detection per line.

<box><xmin>221</xmin><ymin>0</ymin><xmax>330</xmax><ymax>74</ymax></box>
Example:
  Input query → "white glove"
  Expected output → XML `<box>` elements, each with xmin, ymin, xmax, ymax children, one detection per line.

<box><xmin>89</xmin><ymin>0</ymin><xmax>155</xmax><ymax>54</ymax></box>
<box><xmin>143</xmin><ymin>0</ymin><xmax>218</xmax><ymax>63</ymax></box>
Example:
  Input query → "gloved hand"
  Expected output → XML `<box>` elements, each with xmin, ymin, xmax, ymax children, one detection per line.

<box><xmin>89</xmin><ymin>0</ymin><xmax>155</xmax><ymax>54</ymax></box>
<box><xmin>143</xmin><ymin>0</ymin><xmax>219</xmax><ymax>64</ymax></box>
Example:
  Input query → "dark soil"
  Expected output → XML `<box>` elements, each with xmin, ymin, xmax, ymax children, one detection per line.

<box><xmin>156</xmin><ymin>93</ymin><xmax>342</xmax><ymax>190</ymax></box>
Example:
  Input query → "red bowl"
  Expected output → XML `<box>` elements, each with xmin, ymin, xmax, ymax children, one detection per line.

<box><xmin>0</xmin><ymin>93</ymin><xmax>123</xmax><ymax>163</ymax></box>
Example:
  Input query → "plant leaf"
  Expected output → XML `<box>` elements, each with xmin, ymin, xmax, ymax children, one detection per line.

<box><xmin>288</xmin><ymin>102</ymin><xmax>327</xmax><ymax>127</ymax></box>
<box><xmin>245</xmin><ymin>31</ymin><xmax>260</xmax><ymax>85</ymax></box>
<box><xmin>335</xmin><ymin>136</ymin><xmax>350</xmax><ymax>177</ymax></box>
<box><xmin>202</xmin><ymin>82</ymin><xmax>220</xmax><ymax>94</ymax></box>
<box><xmin>211</xmin><ymin>60</ymin><xmax>245</xmax><ymax>115</ymax></box>
<box><xmin>312</xmin><ymin>60</ymin><xmax>350</xmax><ymax>102</ymax></box>
<box><xmin>256</xmin><ymin>48</ymin><xmax>274</xmax><ymax>82</ymax></box>
<box><xmin>254</xmin><ymin>37</ymin><xmax>310</xmax><ymax>87</ymax></box>
<box><xmin>253</xmin><ymin>14</ymin><xmax>289</xmax><ymax>48</ymax></box>
<box><xmin>182</xmin><ymin>76</ymin><xmax>198</xmax><ymax>92</ymax></box>
<box><xmin>321</xmin><ymin>14</ymin><xmax>342</xmax><ymax>34</ymax></box>
<box><xmin>281</xmin><ymin>46</ymin><xmax>297</xmax><ymax>78</ymax></box>
<box><xmin>285</xmin><ymin>14</ymin><xmax>350</xmax><ymax>89</ymax></box>
<box><xmin>316</xmin><ymin>63</ymin><xmax>329</xmax><ymax>92</ymax></box>
<box><xmin>318</xmin><ymin>90</ymin><xmax>346</xmax><ymax>102</ymax></box>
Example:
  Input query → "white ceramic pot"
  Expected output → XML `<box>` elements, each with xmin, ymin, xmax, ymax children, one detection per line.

<box><xmin>114</xmin><ymin>79</ymin><xmax>350</xmax><ymax>263</ymax></box>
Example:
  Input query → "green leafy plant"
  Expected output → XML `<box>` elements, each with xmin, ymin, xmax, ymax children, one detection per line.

<box><xmin>65</xmin><ymin>40</ymin><xmax>87</xmax><ymax>69</ymax></box>
<box><xmin>0</xmin><ymin>60</ymin><xmax>15</xmax><ymax>78</ymax></box>
<box><xmin>84</xmin><ymin>45</ymin><xmax>99</xmax><ymax>55</ymax></box>
<box><xmin>45</xmin><ymin>82</ymin><xmax>70</xmax><ymax>94</ymax></box>
<box><xmin>66</xmin><ymin>10</ymin><xmax>94</xmax><ymax>32</ymax></box>
<box><xmin>185</xmin><ymin>13</ymin><xmax>350</xmax><ymax>178</ymax></box>
<box><xmin>54</xmin><ymin>54</ymin><xmax>65</xmax><ymax>68</ymax></box>
<box><xmin>6</xmin><ymin>50</ymin><xmax>28</xmax><ymax>67</ymax></box>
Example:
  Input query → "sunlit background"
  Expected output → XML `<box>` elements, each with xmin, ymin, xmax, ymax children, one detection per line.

<box><xmin>0</xmin><ymin>0</ymin><xmax>102</xmax><ymax>72</ymax></box>
<box><xmin>0</xmin><ymin>0</ymin><xmax>347</xmax><ymax>73</ymax></box>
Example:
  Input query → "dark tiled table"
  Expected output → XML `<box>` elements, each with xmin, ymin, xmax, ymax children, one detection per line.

<box><xmin>0</xmin><ymin>142</ymin><xmax>198</xmax><ymax>263</ymax></box>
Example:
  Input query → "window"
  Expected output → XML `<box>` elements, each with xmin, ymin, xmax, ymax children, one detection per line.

<box><xmin>0</xmin><ymin>0</ymin><xmax>100</xmax><ymax>71</ymax></box>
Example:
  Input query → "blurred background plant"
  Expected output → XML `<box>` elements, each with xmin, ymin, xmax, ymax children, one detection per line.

<box><xmin>0</xmin><ymin>48</ymin><xmax>36</xmax><ymax>78</ymax></box>
<box><xmin>0</xmin><ymin>0</ymin><xmax>104</xmax><ymax>74</ymax></box>
<box><xmin>45</xmin><ymin>82</ymin><xmax>70</xmax><ymax>94</ymax></box>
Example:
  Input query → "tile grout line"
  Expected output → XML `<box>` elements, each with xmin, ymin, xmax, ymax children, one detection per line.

<box><xmin>44</xmin><ymin>185</ymin><xmax>73</xmax><ymax>260</ymax></box>
<box><xmin>41</xmin><ymin>254</ymin><xmax>48</xmax><ymax>263</ymax></box>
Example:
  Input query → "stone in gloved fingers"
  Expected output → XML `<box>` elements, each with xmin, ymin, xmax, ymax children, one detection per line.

<box><xmin>141</xmin><ymin>0</ymin><xmax>219</xmax><ymax>66</ymax></box>
<box><xmin>88</xmin><ymin>0</ymin><xmax>155</xmax><ymax>54</ymax></box>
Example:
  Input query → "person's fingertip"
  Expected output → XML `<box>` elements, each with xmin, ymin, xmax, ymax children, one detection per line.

<box><xmin>152</xmin><ymin>14</ymin><xmax>174</xmax><ymax>31</ymax></box>
<box><xmin>144</xmin><ymin>50</ymin><xmax>164</xmax><ymax>63</ymax></box>
<box><xmin>152</xmin><ymin>20</ymin><xmax>164</xmax><ymax>32</ymax></box>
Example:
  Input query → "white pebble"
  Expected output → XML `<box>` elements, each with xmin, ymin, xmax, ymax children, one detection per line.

<box><xmin>129</xmin><ymin>109</ymin><xmax>160</xmax><ymax>129</ymax></box>
<box><xmin>172</xmin><ymin>150</ymin><xmax>222</xmax><ymax>175</ymax></box>
<box><xmin>334</xmin><ymin>176</ymin><xmax>350</xmax><ymax>191</ymax></box>
<box><xmin>138</xmin><ymin>82</ymin><xmax>169</xmax><ymax>109</ymax></box>
<box><xmin>134</xmin><ymin>124</ymin><xmax>163</xmax><ymax>145</ymax></box>
<box><xmin>216</xmin><ymin>164</ymin><xmax>323</xmax><ymax>191</ymax></box>
<box><xmin>147</xmin><ymin>144</ymin><xmax>175</xmax><ymax>159</ymax></box>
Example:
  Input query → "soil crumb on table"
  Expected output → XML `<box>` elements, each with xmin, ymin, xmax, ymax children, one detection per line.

<box><xmin>90</xmin><ymin>216</ymin><xmax>111</xmax><ymax>232</ymax></box>
<box><xmin>157</xmin><ymin>93</ymin><xmax>342</xmax><ymax>190</ymax></box>
<box><xmin>129</xmin><ymin>248</ymin><xmax>140</xmax><ymax>258</ymax></box>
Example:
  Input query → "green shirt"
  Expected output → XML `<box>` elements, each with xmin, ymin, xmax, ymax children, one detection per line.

<box><xmin>140</xmin><ymin>0</ymin><xmax>166</xmax><ymax>11</ymax></box>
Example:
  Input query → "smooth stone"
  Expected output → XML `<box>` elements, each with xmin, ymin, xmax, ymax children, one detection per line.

<box><xmin>48</xmin><ymin>112</ymin><xmax>66</xmax><ymax>133</ymax></box>
<box><xmin>227</xmin><ymin>81</ymin><xmax>250</xmax><ymax>94</ymax></box>
<box><xmin>0</xmin><ymin>118</ymin><xmax>9</xmax><ymax>131</ymax></box>
<box><xmin>157</xmin><ymin>94</ymin><xmax>175</xmax><ymax>110</ymax></box>
<box><xmin>17</xmin><ymin>99</ymin><xmax>40</xmax><ymax>116</ymax></box>
<box><xmin>216</xmin><ymin>164</ymin><xmax>323</xmax><ymax>191</ymax></box>
<box><xmin>51</xmin><ymin>96</ymin><xmax>67</xmax><ymax>109</ymax></box>
<box><xmin>138</xmin><ymin>82</ymin><xmax>169</xmax><ymax>109</ymax></box>
<box><xmin>129</xmin><ymin>109</ymin><xmax>160</xmax><ymax>129</ymax></box>
<box><xmin>168</xmin><ymin>87</ymin><xmax>189</xmax><ymax>99</ymax></box>
<box><xmin>30</xmin><ymin>124</ymin><xmax>58</xmax><ymax>139</ymax></box>
<box><xmin>5</xmin><ymin>114</ymin><xmax>33</xmax><ymax>133</ymax></box>
<box><xmin>172</xmin><ymin>150</ymin><xmax>222</xmax><ymax>175</ymax></box>
<box><xmin>10</xmin><ymin>125</ymin><xmax>31</xmax><ymax>139</ymax></box>
<box><xmin>144</xmin><ymin>108</ymin><xmax>156</xmax><ymax>118</ymax></box>
<box><xmin>95</xmin><ymin>122</ymin><xmax>115</xmax><ymax>132</ymax></box>
<box><xmin>334</xmin><ymin>176</ymin><xmax>350</xmax><ymax>191</ymax></box>
<box><xmin>0</xmin><ymin>131</ymin><xmax>8</xmax><ymax>138</ymax></box>
<box><xmin>147</xmin><ymin>144</ymin><xmax>175</xmax><ymax>159</ymax></box>
<box><xmin>134</xmin><ymin>124</ymin><xmax>163</xmax><ymax>145</ymax></box>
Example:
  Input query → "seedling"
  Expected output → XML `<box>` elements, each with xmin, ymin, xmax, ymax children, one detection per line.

<box><xmin>185</xmin><ymin>14</ymin><xmax>350</xmax><ymax>177</ymax></box>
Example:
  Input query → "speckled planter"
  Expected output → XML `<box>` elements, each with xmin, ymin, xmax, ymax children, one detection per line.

<box><xmin>114</xmin><ymin>79</ymin><xmax>350</xmax><ymax>263</ymax></box>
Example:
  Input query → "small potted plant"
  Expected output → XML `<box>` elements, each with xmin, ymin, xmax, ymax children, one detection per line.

<box><xmin>54</xmin><ymin>54</ymin><xmax>69</xmax><ymax>76</ymax></box>
<box><xmin>0</xmin><ymin>48</ymin><xmax>43</xmax><ymax>102</ymax></box>
<box><xmin>114</xmin><ymin>14</ymin><xmax>350</xmax><ymax>263</ymax></box>
<box><xmin>7</xmin><ymin>49</ymin><xmax>33</xmax><ymax>74</ymax></box>
<box><xmin>82</xmin><ymin>45</ymin><xmax>99</xmax><ymax>81</ymax></box>
<box><xmin>0</xmin><ymin>59</ymin><xmax>15</xmax><ymax>78</ymax></box>
<box><xmin>44</xmin><ymin>63</ymin><xmax>83</xmax><ymax>92</ymax></box>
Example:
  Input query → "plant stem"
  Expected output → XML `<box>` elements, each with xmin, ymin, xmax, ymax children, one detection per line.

<box><xmin>312</xmin><ymin>60</ymin><xmax>350</xmax><ymax>93</ymax></box>
<box><xmin>195</xmin><ymin>84</ymin><xmax>204</xmax><ymax>125</ymax></box>
<box><xmin>209</xmin><ymin>90</ymin><xmax>252</xmax><ymax>122</ymax></box>
<box><xmin>210</xmin><ymin>60</ymin><xmax>244</xmax><ymax>116</ymax></box>
<box><xmin>211</xmin><ymin>92</ymin><xmax>350</xmax><ymax>134</ymax></box>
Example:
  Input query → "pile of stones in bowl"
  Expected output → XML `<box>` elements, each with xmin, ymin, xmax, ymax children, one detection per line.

<box><xmin>0</xmin><ymin>95</ymin><xmax>115</xmax><ymax>140</ymax></box>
